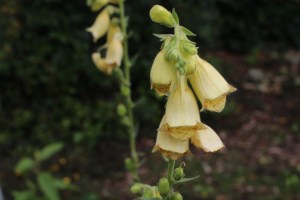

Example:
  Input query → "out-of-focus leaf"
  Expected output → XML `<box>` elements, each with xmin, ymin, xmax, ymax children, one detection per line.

<box><xmin>15</xmin><ymin>157</ymin><xmax>35</xmax><ymax>174</ymax></box>
<box><xmin>37</xmin><ymin>172</ymin><xmax>60</xmax><ymax>200</ymax></box>
<box><xmin>54</xmin><ymin>179</ymin><xmax>77</xmax><ymax>190</ymax></box>
<box><xmin>37</xmin><ymin>142</ymin><xmax>64</xmax><ymax>161</ymax></box>
<box><xmin>12</xmin><ymin>190</ymin><xmax>36</xmax><ymax>200</ymax></box>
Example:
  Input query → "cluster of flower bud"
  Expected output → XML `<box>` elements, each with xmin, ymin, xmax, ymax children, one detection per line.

<box><xmin>150</xmin><ymin>5</ymin><xmax>236</xmax><ymax>160</ymax></box>
<box><xmin>130</xmin><ymin>168</ymin><xmax>185</xmax><ymax>200</ymax></box>
<box><xmin>86</xmin><ymin>0</ymin><xmax>123</xmax><ymax>75</ymax></box>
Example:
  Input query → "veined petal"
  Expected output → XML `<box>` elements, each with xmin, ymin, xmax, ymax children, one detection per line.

<box><xmin>105</xmin><ymin>32</ymin><xmax>123</xmax><ymax>66</ymax></box>
<box><xmin>153</xmin><ymin>115</ymin><xmax>189</xmax><ymax>160</ymax></box>
<box><xmin>189</xmin><ymin>56</ymin><xmax>236</xmax><ymax>112</ymax></box>
<box><xmin>190</xmin><ymin>124</ymin><xmax>224</xmax><ymax>152</ymax></box>
<box><xmin>161</xmin><ymin>77</ymin><xmax>205</xmax><ymax>140</ymax></box>
<box><xmin>150</xmin><ymin>50</ymin><xmax>177</xmax><ymax>95</ymax></box>
<box><xmin>86</xmin><ymin>9</ymin><xmax>110</xmax><ymax>42</ymax></box>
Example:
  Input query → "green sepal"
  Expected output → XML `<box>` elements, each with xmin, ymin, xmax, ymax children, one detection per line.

<box><xmin>139</xmin><ymin>198</ymin><xmax>162</xmax><ymax>200</ymax></box>
<box><xmin>153</xmin><ymin>34</ymin><xmax>174</xmax><ymax>41</ymax></box>
<box><xmin>180</xmin><ymin>26</ymin><xmax>196</xmax><ymax>36</ymax></box>
<box><xmin>172</xmin><ymin>9</ymin><xmax>179</xmax><ymax>24</ymax></box>
<box><xmin>174</xmin><ymin>175</ymin><xmax>200</xmax><ymax>184</ymax></box>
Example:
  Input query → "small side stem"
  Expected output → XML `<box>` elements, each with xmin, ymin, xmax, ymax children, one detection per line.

<box><xmin>118</xmin><ymin>0</ymin><xmax>139</xmax><ymax>181</ymax></box>
<box><xmin>167</xmin><ymin>159</ymin><xmax>175</xmax><ymax>184</ymax></box>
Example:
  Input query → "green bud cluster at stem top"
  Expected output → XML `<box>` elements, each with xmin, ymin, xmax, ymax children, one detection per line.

<box><xmin>150</xmin><ymin>5</ymin><xmax>198</xmax><ymax>76</ymax></box>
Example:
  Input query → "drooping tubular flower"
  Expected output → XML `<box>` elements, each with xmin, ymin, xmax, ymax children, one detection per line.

<box><xmin>153</xmin><ymin>115</ymin><xmax>189</xmax><ymax>160</ymax></box>
<box><xmin>150</xmin><ymin>50</ymin><xmax>177</xmax><ymax>95</ymax></box>
<box><xmin>86</xmin><ymin>8</ymin><xmax>110</xmax><ymax>42</ymax></box>
<box><xmin>189</xmin><ymin>56</ymin><xmax>236</xmax><ymax>112</ymax></box>
<box><xmin>92</xmin><ymin>31</ymin><xmax>123</xmax><ymax>74</ymax></box>
<box><xmin>191</xmin><ymin>124</ymin><xmax>224</xmax><ymax>152</ymax></box>
<box><xmin>160</xmin><ymin>76</ymin><xmax>205</xmax><ymax>141</ymax></box>
<box><xmin>149</xmin><ymin>5</ymin><xmax>235</xmax><ymax>160</ymax></box>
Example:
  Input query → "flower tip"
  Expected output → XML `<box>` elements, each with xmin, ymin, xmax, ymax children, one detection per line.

<box><xmin>149</xmin><ymin>5</ymin><xmax>175</xmax><ymax>27</ymax></box>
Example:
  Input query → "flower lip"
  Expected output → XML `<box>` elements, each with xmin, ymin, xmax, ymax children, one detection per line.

<box><xmin>153</xmin><ymin>115</ymin><xmax>190</xmax><ymax>160</ymax></box>
<box><xmin>150</xmin><ymin>50</ymin><xmax>177</xmax><ymax>96</ymax></box>
<box><xmin>163</xmin><ymin>76</ymin><xmax>204</xmax><ymax>140</ymax></box>
<box><xmin>189</xmin><ymin>55</ymin><xmax>236</xmax><ymax>112</ymax></box>
<box><xmin>190</xmin><ymin>124</ymin><xmax>225</xmax><ymax>152</ymax></box>
<box><xmin>159</xmin><ymin>122</ymin><xmax>205</xmax><ymax>141</ymax></box>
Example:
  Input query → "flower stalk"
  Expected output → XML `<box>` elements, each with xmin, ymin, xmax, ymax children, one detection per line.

<box><xmin>118</xmin><ymin>0</ymin><xmax>140</xmax><ymax>181</ymax></box>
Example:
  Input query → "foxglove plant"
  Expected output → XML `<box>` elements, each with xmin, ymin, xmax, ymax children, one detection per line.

<box><xmin>86</xmin><ymin>1</ymin><xmax>236</xmax><ymax>199</ymax></box>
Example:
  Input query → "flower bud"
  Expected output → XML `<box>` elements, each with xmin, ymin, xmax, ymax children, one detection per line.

<box><xmin>171</xmin><ymin>192</ymin><xmax>183</xmax><ymax>200</ymax></box>
<box><xmin>173</xmin><ymin>167</ymin><xmax>184</xmax><ymax>181</ymax></box>
<box><xmin>180</xmin><ymin>40</ymin><xmax>198</xmax><ymax>56</ymax></box>
<box><xmin>183</xmin><ymin>55</ymin><xmax>197</xmax><ymax>76</ymax></box>
<box><xmin>158</xmin><ymin>177</ymin><xmax>170</xmax><ymax>196</ymax></box>
<box><xmin>125</xmin><ymin>158</ymin><xmax>135</xmax><ymax>171</ymax></box>
<box><xmin>150</xmin><ymin>5</ymin><xmax>175</xmax><ymax>27</ymax></box>
<box><xmin>130</xmin><ymin>183</ymin><xmax>143</xmax><ymax>194</ymax></box>
<box><xmin>121</xmin><ymin>86</ymin><xmax>130</xmax><ymax>97</ymax></box>
<box><xmin>166</xmin><ymin>47</ymin><xmax>179</xmax><ymax>62</ymax></box>
<box><xmin>117</xmin><ymin>104</ymin><xmax>127</xmax><ymax>116</ymax></box>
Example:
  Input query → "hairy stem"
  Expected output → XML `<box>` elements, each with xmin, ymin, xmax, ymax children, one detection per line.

<box><xmin>118</xmin><ymin>0</ymin><xmax>139</xmax><ymax>181</ymax></box>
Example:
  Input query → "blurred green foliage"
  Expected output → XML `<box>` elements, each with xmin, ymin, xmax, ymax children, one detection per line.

<box><xmin>1</xmin><ymin>0</ymin><xmax>299</xmax><ymax>147</ymax></box>
<box><xmin>0</xmin><ymin>0</ymin><xmax>300</xmax><ymax>199</ymax></box>
<box><xmin>13</xmin><ymin>143</ymin><xmax>75</xmax><ymax>200</ymax></box>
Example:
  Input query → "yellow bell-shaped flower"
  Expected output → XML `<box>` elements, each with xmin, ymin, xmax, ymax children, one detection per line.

<box><xmin>189</xmin><ymin>56</ymin><xmax>236</xmax><ymax>112</ymax></box>
<box><xmin>91</xmin><ymin>32</ymin><xmax>123</xmax><ymax>74</ymax></box>
<box><xmin>150</xmin><ymin>50</ymin><xmax>177</xmax><ymax>95</ymax></box>
<box><xmin>190</xmin><ymin>124</ymin><xmax>224</xmax><ymax>152</ymax></box>
<box><xmin>160</xmin><ymin>76</ymin><xmax>205</xmax><ymax>141</ymax></box>
<box><xmin>86</xmin><ymin>9</ymin><xmax>110</xmax><ymax>42</ymax></box>
<box><xmin>153</xmin><ymin>115</ymin><xmax>189</xmax><ymax>160</ymax></box>
<box><xmin>105</xmin><ymin>32</ymin><xmax>123</xmax><ymax>67</ymax></box>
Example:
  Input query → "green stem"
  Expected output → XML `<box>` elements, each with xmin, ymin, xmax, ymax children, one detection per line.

<box><xmin>167</xmin><ymin>159</ymin><xmax>175</xmax><ymax>184</ymax></box>
<box><xmin>118</xmin><ymin>0</ymin><xmax>139</xmax><ymax>181</ymax></box>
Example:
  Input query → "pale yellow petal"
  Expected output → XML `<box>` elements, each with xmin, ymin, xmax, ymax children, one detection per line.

<box><xmin>191</xmin><ymin>125</ymin><xmax>224</xmax><ymax>152</ymax></box>
<box><xmin>150</xmin><ymin>50</ymin><xmax>177</xmax><ymax>95</ymax></box>
<box><xmin>105</xmin><ymin>32</ymin><xmax>123</xmax><ymax>66</ymax></box>
<box><xmin>86</xmin><ymin>9</ymin><xmax>110</xmax><ymax>42</ymax></box>
<box><xmin>161</xmin><ymin>77</ymin><xmax>205</xmax><ymax>140</ymax></box>
<box><xmin>189</xmin><ymin>56</ymin><xmax>236</xmax><ymax>112</ymax></box>
<box><xmin>107</xmin><ymin>24</ymin><xmax>122</xmax><ymax>43</ymax></box>
<box><xmin>92</xmin><ymin>52</ymin><xmax>113</xmax><ymax>74</ymax></box>
<box><xmin>153</xmin><ymin>115</ymin><xmax>189</xmax><ymax>160</ymax></box>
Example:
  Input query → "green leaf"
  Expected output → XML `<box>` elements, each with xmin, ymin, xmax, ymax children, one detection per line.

<box><xmin>37</xmin><ymin>142</ymin><xmax>64</xmax><ymax>161</ymax></box>
<box><xmin>12</xmin><ymin>190</ymin><xmax>36</xmax><ymax>200</ymax></box>
<box><xmin>37</xmin><ymin>172</ymin><xmax>60</xmax><ymax>200</ymax></box>
<box><xmin>174</xmin><ymin>175</ymin><xmax>200</xmax><ymax>184</ymax></box>
<box><xmin>172</xmin><ymin>9</ymin><xmax>179</xmax><ymax>24</ymax></box>
<box><xmin>15</xmin><ymin>157</ymin><xmax>35</xmax><ymax>174</ymax></box>
<box><xmin>180</xmin><ymin>26</ymin><xmax>196</xmax><ymax>36</ymax></box>
<box><xmin>139</xmin><ymin>198</ymin><xmax>162</xmax><ymax>200</ymax></box>
<box><xmin>54</xmin><ymin>179</ymin><xmax>77</xmax><ymax>190</ymax></box>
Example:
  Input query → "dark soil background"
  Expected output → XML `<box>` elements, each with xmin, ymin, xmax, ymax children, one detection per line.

<box><xmin>1</xmin><ymin>0</ymin><xmax>300</xmax><ymax>199</ymax></box>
